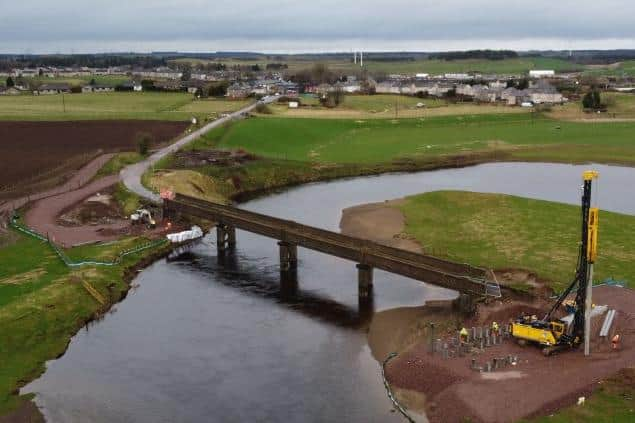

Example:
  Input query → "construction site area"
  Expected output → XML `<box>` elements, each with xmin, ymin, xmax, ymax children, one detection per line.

<box><xmin>381</xmin><ymin>283</ymin><xmax>635</xmax><ymax>422</ymax></box>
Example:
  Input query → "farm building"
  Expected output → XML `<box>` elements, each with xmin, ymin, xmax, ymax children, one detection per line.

<box><xmin>36</xmin><ymin>83</ymin><xmax>71</xmax><ymax>95</ymax></box>
<box><xmin>529</xmin><ymin>70</ymin><xmax>555</xmax><ymax>78</ymax></box>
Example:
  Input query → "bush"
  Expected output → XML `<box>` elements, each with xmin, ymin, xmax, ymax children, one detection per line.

<box><xmin>319</xmin><ymin>89</ymin><xmax>345</xmax><ymax>108</ymax></box>
<box><xmin>135</xmin><ymin>132</ymin><xmax>153</xmax><ymax>156</ymax></box>
<box><xmin>255</xmin><ymin>103</ymin><xmax>272</xmax><ymax>114</ymax></box>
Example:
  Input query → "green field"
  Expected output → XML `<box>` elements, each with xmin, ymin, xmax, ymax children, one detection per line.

<box><xmin>173</xmin><ymin>56</ymin><xmax>583</xmax><ymax>75</ymax></box>
<box><xmin>269</xmin><ymin>94</ymin><xmax>527</xmax><ymax>119</ymax></box>
<box><xmin>0</xmin><ymin>92</ymin><xmax>250</xmax><ymax>121</ymax></box>
<box><xmin>21</xmin><ymin>75</ymin><xmax>131</xmax><ymax>87</ymax></box>
<box><xmin>584</xmin><ymin>60</ymin><xmax>635</xmax><ymax>77</ymax></box>
<box><xmin>397</xmin><ymin>191</ymin><xmax>635</xmax><ymax>291</ymax></box>
<box><xmin>200</xmin><ymin>113</ymin><xmax>635</xmax><ymax>165</ymax></box>
<box><xmin>0</xmin><ymin>228</ymin><xmax>167</xmax><ymax>415</ymax></box>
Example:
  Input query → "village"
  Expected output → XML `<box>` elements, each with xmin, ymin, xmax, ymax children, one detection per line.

<box><xmin>0</xmin><ymin>62</ymin><xmax>623</xmax><ymax>107</ymax></box>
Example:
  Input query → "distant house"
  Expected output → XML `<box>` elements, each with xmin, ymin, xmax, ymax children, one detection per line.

<box><xmin>226</xmin><ymin>83</ymin><xmax>251</xmax><ymax>99</ymax></box>
<box><xmin>36</xmin><ymin>83</ymin><xmax>71</xmax><ymax>95</ymax></box>
<box><xmin>153</xmin><ymin>80</ymin><xmax>181</xmax><ymax>91</ymax></box>
<box><xmin>116</xmin><ymin>80</ymin><xmax>143</xmax><ymax>92</ymax></box>
<box><xmin>182</xmin><ymin>80</ymin><xmax>208</xmax><ymax>94</ymax></box>
<box><xmin>82</xmin><ymin>84</ymin><xmax>115</xmax><ymax>93</ymax></box>
<box><xmin>501</xmin><ymin>88</ymin><xmax>525</xmax><ymax>105</ymax></box>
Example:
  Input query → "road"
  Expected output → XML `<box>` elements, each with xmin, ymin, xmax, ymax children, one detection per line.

<box><xmin>120</xmin><ymin>97</ymin><xmax>274</xmax><ymax>202</ymax></box>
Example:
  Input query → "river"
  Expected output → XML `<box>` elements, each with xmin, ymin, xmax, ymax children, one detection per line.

<box><xmin>23</xmin><ymin>162</ymin><xmax>635</xmax><ymax>422</ymax></box>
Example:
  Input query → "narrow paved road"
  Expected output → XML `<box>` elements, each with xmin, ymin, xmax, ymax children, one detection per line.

<box><xmin>121</xmin><ymin>98</ymin><xmax>272</xmax><ymax>202</ymax></box>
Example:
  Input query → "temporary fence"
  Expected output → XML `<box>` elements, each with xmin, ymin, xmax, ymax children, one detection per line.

<box><xmin>381</xmin><ymin>352</ymin><xmax>416</xmax><ymax>423</ymax></box>
<box><xmin>10</xmin><ymin>216</ymin><xmax>168</xmax><ymax>268</ymax></box>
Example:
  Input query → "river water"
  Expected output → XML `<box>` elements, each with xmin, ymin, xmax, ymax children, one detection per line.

<box><xmin>23</xmin><ymin>163</ymin><xmax>635</xmax><ymax>422</ymax></box>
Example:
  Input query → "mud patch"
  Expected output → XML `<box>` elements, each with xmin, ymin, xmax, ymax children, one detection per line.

<box><xmin>340</xmin><ymin>200</ymin><xmax>422</xmax><ymax>253</ymax></box>
<box><xmin>58</xmin><ymin>187</ymin><xmax>124</xmax><ymax>227</ymax></box>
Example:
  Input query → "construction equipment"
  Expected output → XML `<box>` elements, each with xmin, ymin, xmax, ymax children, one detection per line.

<box><xmin>130</xmin><ymin>209</ymin><xmax>156</xmax><ymax>229</ymax></box>
<box><xmin>511</xmin><ymin>170</ymin><xmax>599</xmax><ymax>356</ymax></box>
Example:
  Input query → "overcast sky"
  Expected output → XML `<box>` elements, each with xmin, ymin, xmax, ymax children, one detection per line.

<box><xmin>2</xmin><ymin>0</ymin><xmax>634</xmax><ymax>53</ymax></box>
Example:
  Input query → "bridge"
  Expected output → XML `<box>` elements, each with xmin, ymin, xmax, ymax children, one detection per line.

<box><xmin>163</xmin><ymin>194</ymin><xmax>501</xmax><ymax>308</ymax></box>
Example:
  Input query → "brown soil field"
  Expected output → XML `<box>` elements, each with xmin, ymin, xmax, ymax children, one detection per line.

<box><xmin>0</xmin><ymin>120</ymin><xmax>189</xmax><ymax>197</ymax></box>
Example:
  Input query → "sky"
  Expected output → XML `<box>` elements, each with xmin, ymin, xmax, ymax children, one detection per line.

<box><xmin>2</xmin><ymin>0</ymin><xmax>635</xmax><ymax>53</ymax></box>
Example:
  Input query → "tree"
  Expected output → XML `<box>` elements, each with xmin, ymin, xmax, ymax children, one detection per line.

<box><xmin>5</xmin><ymin>77</ymin><xmax>14</xmax><ymax>87</ymax></box>
<box><xmin>208</xmin><ymin>81</ymin><xmax>229</xmax><ymax>97</ymax></box>
<box><xmin>135</xmin><ymin>132</ymin><xmax>153</xmax><ymax>156</ymax></box>
<box><xmin>89</xmin><ymin>78</ymin><xmax>96</xmax><ymax>86</ymax></box>
<box><xmin>320</xmin><ymin>88</ymin><xmax>345</xmax><ymax>108</ymax></box>
<box><xmin>582</xmin><ymin>89</ymin><xmax>602</xmax><ymax>110</ymax></box>
<box><xmin>180</xmin><ymin>65</ymin><xmax>192</xmax><ymax>81</ymax></box>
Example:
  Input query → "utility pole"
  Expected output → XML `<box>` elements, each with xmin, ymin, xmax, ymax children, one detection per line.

<box><xmin>62</xmin><ymin>92</ymin><xmax>66</xmax><ymax>113</ymax></box>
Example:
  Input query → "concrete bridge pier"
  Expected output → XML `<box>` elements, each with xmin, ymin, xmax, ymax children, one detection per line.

<box><xmin>278</xmin><ymin>241</ymin><xmax>298</xmax><ymax>272</ymax></box>
<box><xmin>357</xmin><ymin>264</ymin><xmax>373</xmax><ymax>298</ymax></box>
<box><xmin>280</xmin><ymin>269</ymin><xmax>299</xmax><ymax>300</ymax></box>
<box><xmin>216</xmin><ymin>224</ymin><xmax>236</xmax><ymax>254</ymax></box>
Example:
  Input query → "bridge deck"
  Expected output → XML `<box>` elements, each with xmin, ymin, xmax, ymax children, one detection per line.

<box><xmin>164</xmin><ymin>194</ymin><xmax>500</xmax><ymax>297</ymax></box>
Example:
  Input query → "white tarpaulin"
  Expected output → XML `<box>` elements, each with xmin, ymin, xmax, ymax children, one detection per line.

<box><xmin>166</xmin><ymin>226</ymin><xmax>204</xmax><ymax>243</ymax></box>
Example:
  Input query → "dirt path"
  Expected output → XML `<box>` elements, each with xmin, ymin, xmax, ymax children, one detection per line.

<box><xmin>24</xmin><ymin>175</ymin><xmax>127</xmax><ymax>247</ymax></box>
<box><xmin>0</xmin><ymin>153</ymin><xmax>115</xmax><ymax>215</ymax></box>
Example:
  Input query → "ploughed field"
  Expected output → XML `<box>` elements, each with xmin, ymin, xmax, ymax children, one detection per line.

<box><xmin>0</xmin><ymin>120</ymin><xmax>188</xmax><ymax>198</ymax></box>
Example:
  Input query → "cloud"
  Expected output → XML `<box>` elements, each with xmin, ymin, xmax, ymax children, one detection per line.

<box><xmin>2</xmin><ymin>0</ymin><xmax>634</xmax><ymax>52</ymax></box>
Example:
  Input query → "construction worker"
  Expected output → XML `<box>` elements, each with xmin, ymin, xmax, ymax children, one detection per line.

<box><xmin>491</xmin><ymin>321</ymin><xmax>500</xmax><ymax>335</ymax></box>
<box><xmin>612</xmin><ymin>334</ymin><xmax>620</xmax><ymax>350</ymax></box>
<box><xmin>459</xmin><ymin>327</ymin><xmax>469</xmax><ymax>343</ymax></box>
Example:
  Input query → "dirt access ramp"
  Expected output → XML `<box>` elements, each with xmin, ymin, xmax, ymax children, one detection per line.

<box><xmin>386</xmin><ymin>285</ymin><xmax>635</xmax><ymax>422</ymax></box>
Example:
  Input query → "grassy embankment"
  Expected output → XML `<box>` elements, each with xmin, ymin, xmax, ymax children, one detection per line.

<box><xmin>524</xmin><ymin>369</ymin><xmax>635</xmax><ymax>422</ymax></box>
<box><xmin>148</xmin><ymin>111</ymin><xmax>635</xmax><ymax>204</ymax></box>
<box><xmin>0</xmin><ymin>228</ymin><xmax>170</xmax><ymax>416</ymax></box>
<box><xmin>397</xmin><ymin>191</ymin><xmax>635</xmax><ymax>292</ymax></box>
<box><xmin>0</xmin><ymin>92</ymin><xmax>250</xmax><ymax>121</ymax></box>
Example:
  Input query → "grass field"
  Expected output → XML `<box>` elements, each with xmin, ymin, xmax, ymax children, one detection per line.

<box><xmin>397</xmin><ymin>191</ymin><xmax>635</xmax><ymax>291</ymax></box>
<box><xmin>550</xmin><ymin>92</ymin><xmax>635</xmax><ymax>121</ymax></box>
<box><xmin>22</xmin><ymin>75</ymin><xmax>131</xmax><ymax>87</ymax></box>
<box><xmin>173</xmin><ymin>56</ymin><xmax>583</xmax><ymax>75</ymax></box>
<box><xmin>269</xmin><ymin>94</ymin><xmax>528</xmax><ymax>119</ymax></box>
<box><xmin>199</xmin><ymin>113</ymin><xmax>635</xmax><ymax>165</ymax></box>
<box><xmin>584</xmin><ymin>60</ymin><xmax>635</xmax><ymax>77</ymax></box>
<box><xmin>0</xmin><ymin>92</ymin><xmax>250</xmax><ymax>121</ymax></box>
<box><xmin>0</xmin><ymin>228</ymin><xmax>167</xmax><ymax>415</ymax></box>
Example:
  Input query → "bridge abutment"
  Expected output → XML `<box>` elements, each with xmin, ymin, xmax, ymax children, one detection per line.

<box><xmin>357</xmin><ymin>264</ymin><xmax>373</xmax><ymax>298</ymax></box>
<box><xmin>216</xmin><ymin>224</ymin><xmax>236</xmax><ymax>254</ymax></box>
<box><xmin>454</xmin><ymin>293</ymin><xmax>477</xmax><ymax>314</ymax></box>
